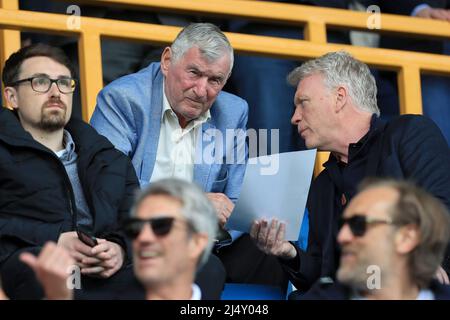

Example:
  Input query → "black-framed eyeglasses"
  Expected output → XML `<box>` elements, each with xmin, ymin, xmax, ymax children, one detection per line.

<box><xmin>123</xmin><ymin>216</ymin><xmax>192</xmax><ymax>239</ymax></box>
<box><xmin>339</xmin><ymin>214</ymin><xmax>394</xmax><ymax>237</ymax></box>
<box><xmin>9</xmin><ymin>76</ymin><xmax>76</xmax><ymax>94</ymax></box>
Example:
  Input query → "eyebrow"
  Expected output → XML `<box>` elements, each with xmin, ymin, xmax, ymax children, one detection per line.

<box><xmin>186</xmin><ymin>64</ymin><xmax>226</xmax><ymax>80</ymax></box>
<box><xmin>294</xmin><ymin>96</ymin><xmax>310</xmax><ymax>105</ymax></box>
<box><xmin>28</xmin><ymin>73</ymin><xmax>71</xmax><ymax>79</ymax></box>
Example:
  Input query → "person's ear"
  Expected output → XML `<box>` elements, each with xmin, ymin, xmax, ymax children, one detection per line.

<box><xmin>160</xmin><ymin>47</ymin><xmax>172</xmax><ymax>77</ymax></box>
<box><xmin>4</xmin><ymin>87</ymin><xmax>19</xmax><ymax>110</ymax></box>
<box><xmin>188</xmin><ymin>232</ymin><xmax>208</xmax><ymax>263</ymax></box>
<box><xmin>335</xmin><ymin>86</ymin><xmax>348</xmax><ymax>113</ymax></box>
<box><xmin>395</xmin><ymin>224</ymin><xmax>420</xmax><ymax>255</ymax></box>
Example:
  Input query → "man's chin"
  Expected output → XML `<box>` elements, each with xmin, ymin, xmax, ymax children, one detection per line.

<box><xmin>39</xmin><ymin>118</ymin><xmax>66</xmax><ymax>132</ymax></box>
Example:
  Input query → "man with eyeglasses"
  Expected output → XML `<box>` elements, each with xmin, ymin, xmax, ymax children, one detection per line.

<box><xmin>250</xmin><ymin>51</ymin><xmax>450</xmax><ymax>294</ymax></box>
<box><xmin>0</xmin><ymin>43</ymin><xmax>142</xmax><ymax>299</ymax></box>
<box><xmin>298</xmin><ymin>179</ymin><xmax>450</xmax><ymax>300</ymax></box>
<box><xmin>122</xmin><ymin>178</ymin><xmax>222</xmax><ymax>300</ymax></box>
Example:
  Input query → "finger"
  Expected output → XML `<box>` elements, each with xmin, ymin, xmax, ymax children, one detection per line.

<box><xmin>46</xmin><ymin>247</ymin><xmax>71</xmax><ymax>278</ymax></box>
<box><xmin>443</xmin><ymin>271</ymin><xmax>450</xmax><ymax>284</ymax></box>
<box><xmin>71</xmin><ymin>251</ymin><xmax>90</xmax><ymax>263</ymax></box>
<box><xmin>439</xmin><ymin>268</ymin><xmax>450</xmax><ymax>284</ymax></box>
<box><xmin>81</xmin><ymin>266</ymin><xmax>105</xmax><ymax>274</ymax></box>
<box><xmin>91</xmin><ymin>242</ymin><xmax>110</xmax><ymax>255</ymax></box>
<box><xmin>74</xmin><ymin>241</ymin><xmax>95</xmax><ymax>256</ymax></box>
<box><xmin>276</xmin><ymin>222</ymin><xmax>286</xmax><ymax>242</ymax></box>
<box><xmin>436</xmin><ymin>270</ymin><xmax>444</xmax><ymax>283</ymax></box>
<box><xmin>250</xmin><ymin>220</ymin><xmax>261</xmax><ymax>239</ymax></box>
<box><xmin>99</xmin><ymin>257</ymin><xmax>117</xmax><ymax>269</ymax></box>
<box><xmin>19</xmin><ymin>252</ymin><xmax>38</xmax><ymax>272</ymax></box>
<box><xmin>222</xmin><ymin>206</ymin><xmax>232</xmax><ymax>219</ymax></box>
<box><xmin>218</xmin><ymin>212</ymin><xmax>227</xmax><ymax>226</ymax></box>
<box><xmin>99</xmin><ymin>267</ymin><xmax>118</xmax><ymax>279</ymax></box>
<box><xmin>82</xmin><ymin>256</ymin><xmax>103</xmax><ymax>265</ymax></box>
<box><xmin>266</xmin><ymin>219</ymin><xmax>279</xmax><ymax>248</ymax></box>
<box><xmin>431</xmin><ymin>9</ymin><xmax>448</xmax><ymax>20</ymax></box>
<box><xmin>96</xmin><ymin>250</ymin><xmax>114</xmax><ymax>261</ymax></box>
<box><xmin>258</xmin><ymin>220</ymin><xmax>269</xmax><ymax>244</ymax></box>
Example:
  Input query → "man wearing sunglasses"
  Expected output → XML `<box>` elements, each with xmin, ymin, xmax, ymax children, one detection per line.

<box><xmin>300</xmin><ymin>179</ymin><xmax>450</xmax><ymax>299</ymax></box>
<box><xmin>123</xmin><ymin>178</ymin><xmax>221</xmax><ymax>300</ymax></box>
<box><xmin>250</xmin><ymin>51</ymin><xmax>450</xmax><ymax>294</ymax></box>
<box><xmin>0</xmin><ymin>44</ymin><xmax>141</xmax><ymax>299</ymax></box>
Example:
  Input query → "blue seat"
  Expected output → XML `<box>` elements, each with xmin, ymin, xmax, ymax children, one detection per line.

<box><xmin>220</xmin><ymin>209</ymin><xmax>310</xmax><ymax>300</ymax></box>
<box><xmin>220</xmin><ymin>283</ymin><xmax>285</xmax><ymax>300</ymax></box>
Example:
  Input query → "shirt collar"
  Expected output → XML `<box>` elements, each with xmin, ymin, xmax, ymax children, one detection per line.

<box><xmin>55</xmin><ymin>129</ymin><xmax>76</xmax><ymax>160</ymax></box>
<box><xmin>191</xmin><ymin>283</ymin><xmax>202</xmax><ymax>300</ymax></box>
<box><xmin>324</xmin><ymin>113</ymin><xmax>382</xmax><ymax>167</ymax></box>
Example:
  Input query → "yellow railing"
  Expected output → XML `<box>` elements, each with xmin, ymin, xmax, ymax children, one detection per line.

<box><xmin>1</xmin><ymin>0</ymin><xmax>449</xmax><ymax>174</ymax></box>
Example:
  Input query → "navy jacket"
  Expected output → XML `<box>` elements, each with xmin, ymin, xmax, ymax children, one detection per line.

<box><xmin>281</xmin><ymin>114</ymin><xmax>450</xmax><ymax>291</ymax></box>
<box><xmin>0</xmin><ymin>108</ymin><xmax>139</xmax><ymax>265</ymax></box>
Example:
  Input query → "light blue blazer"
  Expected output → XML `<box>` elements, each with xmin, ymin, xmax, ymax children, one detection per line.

<box><xmin>90</xmin><ymin>63</ymin><xmax>248</xmax><ymax>203</ymax></box>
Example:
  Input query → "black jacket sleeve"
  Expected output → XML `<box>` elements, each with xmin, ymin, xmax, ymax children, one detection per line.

<box><xmin>103</xmin><ymin>158</ymin><xmax>139</xmax><ymax>267</ymax></box>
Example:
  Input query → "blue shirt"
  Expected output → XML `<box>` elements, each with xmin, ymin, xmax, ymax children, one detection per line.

<box><xmin>55</xmin><ymin>130</ymin><xmax>93</xmax><ymax>229</ymax></box>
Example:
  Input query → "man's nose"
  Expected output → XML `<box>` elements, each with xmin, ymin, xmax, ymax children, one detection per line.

<box><xmin>48</xmin><ymin>81</ymin><xmax>61</xmax><ymax>97</ymax></box>
<box><xmin>193</xmin><ymin>77</ymin><xmax>208</xmax><ymax>98</ymax></box>
<box><xmin>337</xmin><ymin>224</ymin><xmax>354</xmax><ymax>245</ymax></box>
<box><xmin>291</xmin><ymin>106</ymin><xmax>302</xmax><ymax>125</ymax></box>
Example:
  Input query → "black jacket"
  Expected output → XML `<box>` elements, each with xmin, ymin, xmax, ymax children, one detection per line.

<box><xmin>0</xmin><ymin>108</ymin><xmax>139</xmax><ymax>265</ymax></box>
<box><xmin>281</xmin><ymin>115</ymin><xmax>450</xmax><ymax>291</ymax></box>
<box><xmin>299</xmin><ymin>279</ymin><xmax>450</xmax><ymax>300</ymax></box>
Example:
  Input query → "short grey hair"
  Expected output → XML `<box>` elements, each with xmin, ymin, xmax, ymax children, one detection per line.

<box><xmin>171</xmin><ymin>23</ymin><xmax>234</xmax><ymax>76</ymax></box>
<box><xmin>287</xmin><ymin>51</ymin><xmax>380</xmax><ymax>116</ymax></box>
<box><xmin>131</xmin><ymin>178</ymin><xmax>218</xmax><ymax>269</ymax></box>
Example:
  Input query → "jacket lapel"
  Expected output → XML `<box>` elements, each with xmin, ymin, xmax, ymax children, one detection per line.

<box><xmin>141</xmin><ymin>69</ymin><xmax>164</xmax><ymax>183</ymax></box>
<box><xmin>193</xmin><ymin>120</ymin><xmax>216</xmax><ymax>190</ymax></box>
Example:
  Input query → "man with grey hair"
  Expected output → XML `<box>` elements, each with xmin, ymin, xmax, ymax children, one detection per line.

<box><xmin>92</xmin><ymin>23</ymin><xmax>283</xmax><ymax>289</ymax></box>
<box><xmin>250</xmin><ymin>51</ymin><xmax>450</xmax><ymax>293</ymax></box>
<box><xmin>122</xmin><ymin>178</ymin><xmax>220</xmax><ymax>299</ymax></box>
<box><xmin>300</xmin><ymin>179</ymin><xmax>450</xmax><ymax>300</ymax></box>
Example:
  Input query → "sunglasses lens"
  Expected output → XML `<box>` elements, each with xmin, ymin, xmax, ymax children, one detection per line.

<box><xmin>124</xmin><ymin>220</ymin><xmax>145</xmax><ymax>239</ymax></box>
<box><xmin>151</xmin><ymin>217</ymin><xmax>174</xmax><ymax>236</ymax></box>
<box><xmin>348</xmin><ymin>216</ymin><xmax>366</xmax><ymax>237</ymax></box>
<box><xmin>124</xmin><ymin>217</ymin><xmax>176</xmax><ymax>238</ymax></box>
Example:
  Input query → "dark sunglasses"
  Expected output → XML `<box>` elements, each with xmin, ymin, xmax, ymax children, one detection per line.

<box><xmin>123</xmin><ymin>217</ymin><xmax>190</xmax><ymax>239</ymax></box>
<box><xmin>339</xmin><ymin>214</ymin><xmax>393</xmax><ymax>237</ymax></box>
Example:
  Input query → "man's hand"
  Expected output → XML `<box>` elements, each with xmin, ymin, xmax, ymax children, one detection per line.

<box><xmin>80</xmin><ymin>239</ymin><xmax>124</xmax><ymax>278</ymax></box>
<box><xmin>435</xmin><ymin>266</ymin><xmax>450</xmax><ymax>284</ymax></box>
<box><xmin>416</xmin><ymin>7</ymin><xmax>450</xmax><ymax>22</ymax></box>
<box><xmin>250</xmin><ymin>219</ymin><xmax>297</xmax><ymax>259</ymax></box>
<box><xmin>57</xmin><ymin>231</ymin><xmax>95</xmax><ymax>266</ymax></box>
<box><xmin>207</xmin><ymin>193</ymin><xmax>234</xmax><ymax>228</ymax></box>
<box><xmin>20</xmin><ymin>242</ymin><xmax>74</xmax><ymax>300</ymax></box>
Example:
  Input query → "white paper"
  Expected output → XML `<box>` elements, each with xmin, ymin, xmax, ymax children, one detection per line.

<box><xmin>225</xmin><ymin>149</ymin><xmax>316</xmax><ymax>240</ymax></box>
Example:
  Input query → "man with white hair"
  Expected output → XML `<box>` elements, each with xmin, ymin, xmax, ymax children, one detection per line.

<box><xmin>250</xmin><ymin>51</ymin><xmax>450</xmax><ymax>293</ymax></box>
<box><xmin>123</xmin><ymin>178</ymin><xmax>220</xmax><ymax>299</ymax></box>
<box><xmin>92</xmin><ymin>23</ymin><xmax>288</xmax><ymax>289</ymax></box>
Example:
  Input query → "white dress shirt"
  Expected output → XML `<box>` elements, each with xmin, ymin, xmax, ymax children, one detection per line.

<box><xmin>150</xmin><ymin>85</ymin><xmax>210</xmax><ymax>183</ymax></box>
